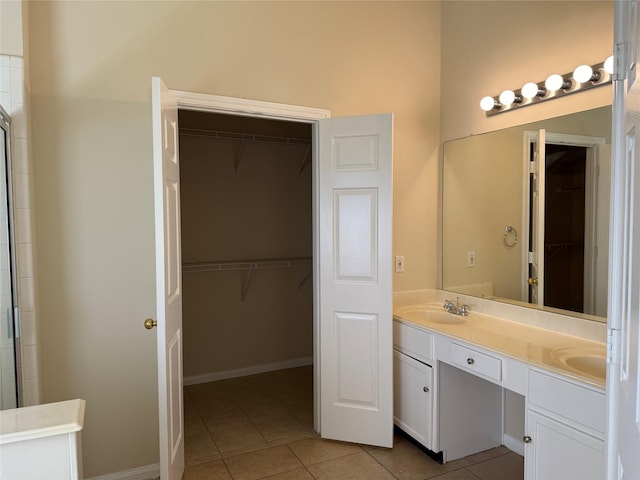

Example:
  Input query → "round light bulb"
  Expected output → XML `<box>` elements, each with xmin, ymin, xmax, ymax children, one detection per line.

<box><xmin>499</xmin><ymin>90</ymin><xmax>516</xmax><ymax>106</ymax></box>
<box><xmin>480</xmin><ymin>96</ymin><xmax>497</xmax><ymax>111</ymax></box>
<box><xmin>604</xmin><ymin>55</ymin><xmax>614</xmax><ymax>75</ymax></box>
<box><xmin>521</xmin><ymin>82</ymin><xmax>540</xmax><ymax>99</ymax></box>
<box><xmin>545</xmin><ymin>74</ymin><xmax>565</xmax><ymax>92</ymax></box>
<box><xmin>573</xmin><ymin>64</ymin><xmax>594</xmax><ymax>83</ymax></box>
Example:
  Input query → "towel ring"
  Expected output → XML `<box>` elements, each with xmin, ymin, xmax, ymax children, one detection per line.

<box><xmin>503</xmin><ymin>225</ymin><xmax>518</xmax><ymax>248</ymax></box>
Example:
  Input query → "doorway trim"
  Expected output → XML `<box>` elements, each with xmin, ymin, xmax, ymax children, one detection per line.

<box><xmin>170</xmin><ymin>89</ymin><xmax>330</xmax><ymax>432</ymax></box>
<box><xmin>522</xmin><ymin>130</ymin><xmax>606</xmax><ymax>311</ymax></box>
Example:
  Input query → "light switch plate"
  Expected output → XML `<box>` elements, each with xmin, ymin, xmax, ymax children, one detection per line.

<box><xmin>467</xmin><ymin>251</ymin><xmax>476</xmax><ymax>267</ymax></box>
<box><xmin>395</xmin><ymin>255</ymin><xmax>405</xmax><ymax>273</ymax></box>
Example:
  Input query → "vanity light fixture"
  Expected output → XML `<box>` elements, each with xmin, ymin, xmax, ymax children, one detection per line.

<box><xmin>480</xmin><ymin>57</ymin><xmax>613</xmax><ymax>116</ymax></box>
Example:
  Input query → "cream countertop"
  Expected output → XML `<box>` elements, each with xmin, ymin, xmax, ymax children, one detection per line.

<box><xmin>394</xmin><ymin>304</ymin><xmax>606</xmax><ymax>390</ymax></box>
<box><xmin>0</xmin><ymin>399</ymin><xmax>86</xmax><ymax>444</ymax></box>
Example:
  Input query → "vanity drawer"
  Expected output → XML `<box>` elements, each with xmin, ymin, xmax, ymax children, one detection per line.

<box><xmin>528</xmin><ymin>370</ymin><xmax>606</xmax><ymax>434</ymax></box>
<box><xmin>450</xmin><ymin>342</ymin><xmax>502</xmax><ymax>382</ymax></box>
<box><xmin>393</xmin><ymin>321</ymin><xmax>434</xmax><ymax>363</ymax></box>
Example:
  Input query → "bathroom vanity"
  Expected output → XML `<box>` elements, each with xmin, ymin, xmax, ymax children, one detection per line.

<box><xmin>393</xmin><ymin>296</ymin><xmax>606</xmax><ymax>479</ymax></box>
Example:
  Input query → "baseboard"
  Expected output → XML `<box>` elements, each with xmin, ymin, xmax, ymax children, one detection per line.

<box><xmin>86</xmin><ymin>463</ymin><xmax>160</xmax><ymax>480</ymax></box>
<box><xmin>503</xmin><ymin>433</ymin><xmax>525</xmax><ymax>457</ymax></box>
<box><xmin>184</xmin><ymin>356</ymin><xmax>313</xmax><ymax>386</ymax></box>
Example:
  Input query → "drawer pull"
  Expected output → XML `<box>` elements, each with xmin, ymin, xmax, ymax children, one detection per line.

<box><xmin>523</xmin><ymin>435</ymin><xmax>532</xmax><ymax>444</ymax></box>
<box><xmin>467</xmin><ymin>357</ymin><xmax>475</xmax><ymax>365</ymax></box>
<box><xmin>423</xmin><ymin>386</ymin><xmax>429</xmax><ymax>393</ymax></box>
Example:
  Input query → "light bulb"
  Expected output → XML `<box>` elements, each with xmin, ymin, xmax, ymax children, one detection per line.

<box><xmin>521</xmin><ymin>82</ymin><xmax>541</xmax><ymax>99</ymax></box>
<box><xmin>604</xmin><ymin>55</ymin><xmax>614</xmax><ymax>74</ymax></box>
<box><xmin>499</xmin><ymin>90</ymin><xmax>516</xmax><ymax>106</ymax></box>
<box><xmin>545</xmin><ymin>74</ymin><xmax>565</xmax><ymax>92</ymax></box>
<box><xmin>573</xmin><ymin>64</ymin><xmax>594</xmax><ymax>83</ymax></box>
<box><xmin>480</xmin><ymin>96</ymin><xmax>498</xmax><ymax>111</ymax></box>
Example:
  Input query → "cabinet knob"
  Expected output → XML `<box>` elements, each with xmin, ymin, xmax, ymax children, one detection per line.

<box><xmin>423</xmin><ymin>386</ymin><xmax>429</xmax><ymax>393</ymax></box>
<box><xmin>523</xmin><ymin>435</ymin><xmax>532</xmax><ymax>444</ymax></box>
<box><xmin>467</xmin><ymin>357</ymin><xmax>475</xmax><ymax>365</ymax></box>
<box><xmin>144</xmin><ymin>318</ymin><xmax>157</xmax><ymax>330</ymax></box>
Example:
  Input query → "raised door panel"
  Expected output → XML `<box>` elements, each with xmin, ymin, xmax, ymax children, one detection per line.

<box><xmin>525</xmin><ymin>409</ymin><xmax>604</xmax><ymax>480</ymax></box>
<box><xmin>393</xmin><ymin>350</ymin><xmax>433</xmax><ymax>449</ymax></box>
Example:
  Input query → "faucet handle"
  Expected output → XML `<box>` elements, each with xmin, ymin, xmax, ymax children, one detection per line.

<box><xmin>443</xmin><ymin>299</ymin><xmax>454</xmax><ymax>309</ymax></box>
<box><xmin>460</xmin><ymin>304</ymin><xmax>471</xmax><ymax>316</ymax></box>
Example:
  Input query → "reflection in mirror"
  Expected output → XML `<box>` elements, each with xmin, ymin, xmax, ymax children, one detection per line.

<box><xmin>442</xmin><ymin>107</ymin><xmax>611</xmax><ymax>322</ymax></box>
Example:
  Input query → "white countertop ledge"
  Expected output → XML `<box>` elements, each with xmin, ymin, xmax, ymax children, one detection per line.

<box><xmin>0</xmin><ymin>399</ymin><xmax>86</xmax><ymax>445</ymax></box>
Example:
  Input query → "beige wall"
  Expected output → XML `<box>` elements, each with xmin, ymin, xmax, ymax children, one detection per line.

<box><xmin>28</xmin><ymin>2</ymin><xmax>441</xmax><ymax>476</ymax></box>
<box><xmin>440</xmin><ymin>1</ymin><xmax>613</xmax><ymax>142</ymax></box>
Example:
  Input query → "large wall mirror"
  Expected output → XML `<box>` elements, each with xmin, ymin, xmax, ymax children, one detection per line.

<box><xmin>442</xmin><ymin>106</ymin><xmax>611</xmax><ymax>322</ymax></box>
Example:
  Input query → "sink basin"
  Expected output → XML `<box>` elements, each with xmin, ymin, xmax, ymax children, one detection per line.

<box><xmin>396</xmin><ymin>306</ymin><xmax>467</xmax><ymax>325</ymax></box>
<box><xmin>551</xmin><ymin>347</ymin><xmax>607</xmax><ymax>379</ymax></box>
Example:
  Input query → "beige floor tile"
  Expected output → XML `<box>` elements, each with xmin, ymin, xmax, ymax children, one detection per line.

<box><xmin>288</xmin><ymin>437</ymin><xmax>363</xmax><ymax>466</ymax></box>
<box><xmin>220</xmin><ymin>442</ymin><xmax>270</xmax><ymax>459</ymax></box>
<box><xmin>254</xmin><ymin>414</ymin><xmax>312</xmax><ymax>442</ymax></box>
<box><xmin>183</xmin><ymin>459</ymin><xmax>232</xmax><ymax>480</ymax></box>
<box><xmin>368</xmin><ymin>440</ymin><xmax>460</xmax><ymax>480</ymax></box>
<box><xmin>185</xmin><ymin>431</ymin><xmax>221</xmax><ymax>466</ymax></box>
<box><xmin>307</xmin><ymin>451</ymin><xmax>397</xmax><ymax>480</ymax></box>
<box><xmin>258</xmin><ymin>467</ymin><xmax>315</xmax><ymax>479</ymax></box>
<box><xmin>204</xmin><ymin>410</ymin><xmax>252</xmax><ymax>432</ymax></box>
<box><xmin>465</xmin><ymin>452</ymin><xmax>523</xmax><ymax>480</ymax></box>
<box><xmin>456</xmin><ymin>447</ymin><xmax>511</xmax><ymax>468</ymax></box>
<box><xmin>430</xmin><ymin>469</ymin><xmax>481</xmax><ymax>480</ymax></box>
<box><xmin>224</xmin><ymin>445</ymin><xmax>304</xmax><ymax>480</ymax></box>
<box><xmin>211</xmin><ymin>423</ymin><xmax>267</xmax><ymax>453</ymax></box>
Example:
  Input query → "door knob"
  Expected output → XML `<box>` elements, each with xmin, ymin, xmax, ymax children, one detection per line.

<box><xmin>523</xmin><ymin>435</ymin><xmax>532</xmax><ymax>444</ymax></box>
<box><xmin>423</xmin><ymin>386</ymin><xmax>429</xmax><ymax>393</ymax></box>
<box><xmin>528</xmin><ymin>278</ymin><xmax>538</xmax><ymax>285</ymax></box>
<box><xmin>144</xmin><ymin>318</ymin><xmax>157</xmax><ymax>330</ymax></box>
<box><xmin>467</xmin><ymin>358</ymin><xmax>475</xmax><ymax>365</ymax></box>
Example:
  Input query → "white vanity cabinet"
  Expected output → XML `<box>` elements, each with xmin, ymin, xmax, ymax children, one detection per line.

<box><xmin>393</xmin><ymin>321</ymin><xmax>435</xmax><ymax>450</ymax></box>
<box><xmin>524</xmin><ymin>370</ymin><xmax>606</xmax><ymax>480</ymax></box>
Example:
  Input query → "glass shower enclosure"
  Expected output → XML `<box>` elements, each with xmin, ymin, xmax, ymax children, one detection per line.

<box><xmin>0</xmin><ymin>105</ymin><xmax>21</xmax><ymax>409</ymax></box>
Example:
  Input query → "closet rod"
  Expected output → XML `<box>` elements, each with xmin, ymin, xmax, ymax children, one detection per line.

<box><xmin>179</xmin><ymin>128</ymin><xmax>310</xmax><ymax>146</ymax></box>
<box><xmin>182</xmin><ymin>256</ymin><xmax>312</xmax><ymax>274</ymax></box>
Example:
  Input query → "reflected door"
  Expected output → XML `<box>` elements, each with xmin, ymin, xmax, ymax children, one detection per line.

<box><xmin>0</xmin><ymin>106</ymin><xmax>20</xmax><ymax>410</ymax></box>
<box><xmin>529</xmin><ymin>129</ymin><xmax>546</xmax><ymax>307</ymax></box>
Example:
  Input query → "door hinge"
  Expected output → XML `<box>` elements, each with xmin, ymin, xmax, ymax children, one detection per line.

<box><xmin>613</xmin><ymin>42</ymin><xmax>628</xmax><ymax>81</ymax></box>
<box><xmin>528</xmin><ymin>252</ymin><xmax>535</xmax><ymax>264</ymax></box>
<box><xmin>529</xmin><ymin>160</ymin><xmax>538</xmax><ymax>174</ymax></box>
<box><xmin>607</xmin><ymin>328</ymin><xmax>620</xmax><ymax>364</ymax></box>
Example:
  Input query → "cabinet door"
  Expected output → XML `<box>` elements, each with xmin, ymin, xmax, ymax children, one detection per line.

<box><xmin>393</xmin><ymin>350</ymin><xmax>433</xmax><ymax>449</ymax></box>
<box><xmin>525</xmin><ymin>409</ymin><xmax>604</xmax><ymax>480</ymax></box>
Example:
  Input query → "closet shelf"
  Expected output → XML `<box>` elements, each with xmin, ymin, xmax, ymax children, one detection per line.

<box><xmin>179</xmin><ymin>128</ymin><xmax>311</xmax><ymax>146</ymax></box>
<box><xmin>182</xmin><ymin>257</ymin><xmax>312</xmax><ymax>273</ymax></box>
<box><xmin>183</xmin><ymin>257</ymin><xmax>313</xmax><ymax>302</ymax></box>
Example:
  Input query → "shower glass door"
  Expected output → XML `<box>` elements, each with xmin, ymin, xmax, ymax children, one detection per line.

<box><xmin>0</xmin><ymin>106</ymin><xmax>20</xmax><ymax>409</ymax></box>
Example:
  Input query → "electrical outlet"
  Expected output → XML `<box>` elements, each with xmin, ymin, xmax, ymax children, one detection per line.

<box><xmin>395</xmin><ymin>255</ymin><xmax>405</xmax><ymax>273</ymax></box>
<box><xmin>467</xmin><ymin>251</ymin><xmax>476</xmax><ymax>267</ymax></box>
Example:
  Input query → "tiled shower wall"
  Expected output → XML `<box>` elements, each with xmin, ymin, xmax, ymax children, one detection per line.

<box><xmin>0</xmin><ymin>54</ymin><xmax>40</xmax><ymax>407</ymax></box>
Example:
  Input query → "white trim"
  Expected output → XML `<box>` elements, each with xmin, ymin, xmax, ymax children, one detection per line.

<box><xmin>170</xmin><ymin>90</ymin><xmax>331</xmax><ymax>121</ymax></box>
<box><xmin>184</xmin><ymin>356</ymin><xmax>313</xmax><ymax>385</ymax></box>
<box><xmin>503</xmin><ymin>433</ymin><xmax>525</xmax><ymax>457</ymax></box>
<box><xmin>86</xmin><ymin>464</ymin><xmax>160</xmax><ymax>480</ymax></box>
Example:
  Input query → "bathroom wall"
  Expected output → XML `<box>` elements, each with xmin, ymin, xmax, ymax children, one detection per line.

<box><xmin>440</xmin><ymin>1</ymin><xmax>613</xmax><ymax>142</ymax></box>
<box><xmin>180</xmin><ymin>115</ymin><xmax>313</xmax><ymax>381</ymax></box>
<box><xmin>27</xmin><ymin>2</ymin><xmax>441</xmax><ymax>476</ymax></box>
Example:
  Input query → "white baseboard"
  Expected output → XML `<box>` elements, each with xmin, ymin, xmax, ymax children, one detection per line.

<box><xmin>184</xmin><ymin>356</ymin><xmax>313</xmax><ymax>386</ymax></box>
<box><xmin>503</xmin><ymin>433</ymin><xmax>525</xmax><ymax>457</ymax></box>
<box><xmin>86</xmin><ymin>463</ymin><xmax>160</xmax><ymax>480</ymax></box>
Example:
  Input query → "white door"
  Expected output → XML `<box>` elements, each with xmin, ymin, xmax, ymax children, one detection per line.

<box><xmin>151</xmin><ymin>77</ymin><xmax>184</xmax><ymax>480</ymax></box>
<box><xmin>318</xmin><ymin>114</ymin><xmax>393</xmax><ymax>448</ymax></box>
<box><xmin>529</xmin><ymin>129</ymin><xmax>546</xmax><ymax>306</ymax></box>
<box><xmin>607</xmin><ymin>0</ymin><xmax>640</xmax><ymax>478</ymax></box>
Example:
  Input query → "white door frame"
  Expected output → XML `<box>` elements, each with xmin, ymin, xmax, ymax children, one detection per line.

<box><xmin>522</xmin><ymin>131</ymin><xmax>606</xmax><ymax>311</ymax></box>
<box><xmin>169</xmin><ymin>89</ymin><xmax>330</xmax><ymax>431</ymax></box>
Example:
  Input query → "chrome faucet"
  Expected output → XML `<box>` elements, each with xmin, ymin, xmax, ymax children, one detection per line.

<box><xmin>443</xmin><ymin>297</ymin><xmax>471</xmax><ymax>316</ymax></box>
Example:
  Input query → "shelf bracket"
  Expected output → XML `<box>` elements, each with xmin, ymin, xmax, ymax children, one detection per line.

<box><xmin>298</xmin><ymin>144</ymin><xmax>311</xmax><ymax>176</ymax></box>
<box><xmin>298</xmin><ymin>267</ymin><xmax>312</xmax><ymax>289</ymax></box>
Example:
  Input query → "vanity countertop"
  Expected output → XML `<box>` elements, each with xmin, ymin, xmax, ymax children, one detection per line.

<box><xmin>394</xmin><ymin>304</ymin><xmax>606</xmax><ymax>390</ymax></box>
<box><xmin>0</xmin><ymin>399</ymin><xmax>86</xmax><ymax>444</ymax></box>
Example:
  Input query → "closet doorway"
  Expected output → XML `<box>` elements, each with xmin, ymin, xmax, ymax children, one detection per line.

<box><xmin>178</xmin><ymin>110</ymin><xmax>315</xmax><ymax>389</ymax></box>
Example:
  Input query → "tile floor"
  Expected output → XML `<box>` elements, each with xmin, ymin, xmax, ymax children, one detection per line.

<box><xmin>183</xmin><ymin>366</ymin><xmax>523</xmax><ymax>480</ymax></box>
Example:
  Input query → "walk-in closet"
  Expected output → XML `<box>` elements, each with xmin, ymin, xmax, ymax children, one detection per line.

<box><xmin>178</xmin><ymin>111</ymin><xmax>313</xmax><ymax>385</ymax></box>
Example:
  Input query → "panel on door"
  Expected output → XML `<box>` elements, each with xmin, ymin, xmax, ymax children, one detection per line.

<box><xmin>393</xmin><ymin>350</ymin><xmax>433</xmax><ymax>449</ymax></box>
<box><xmin>318</xmin><ymin>114</ymin><xmax>393</xmax><ymax>447</ymax></box>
